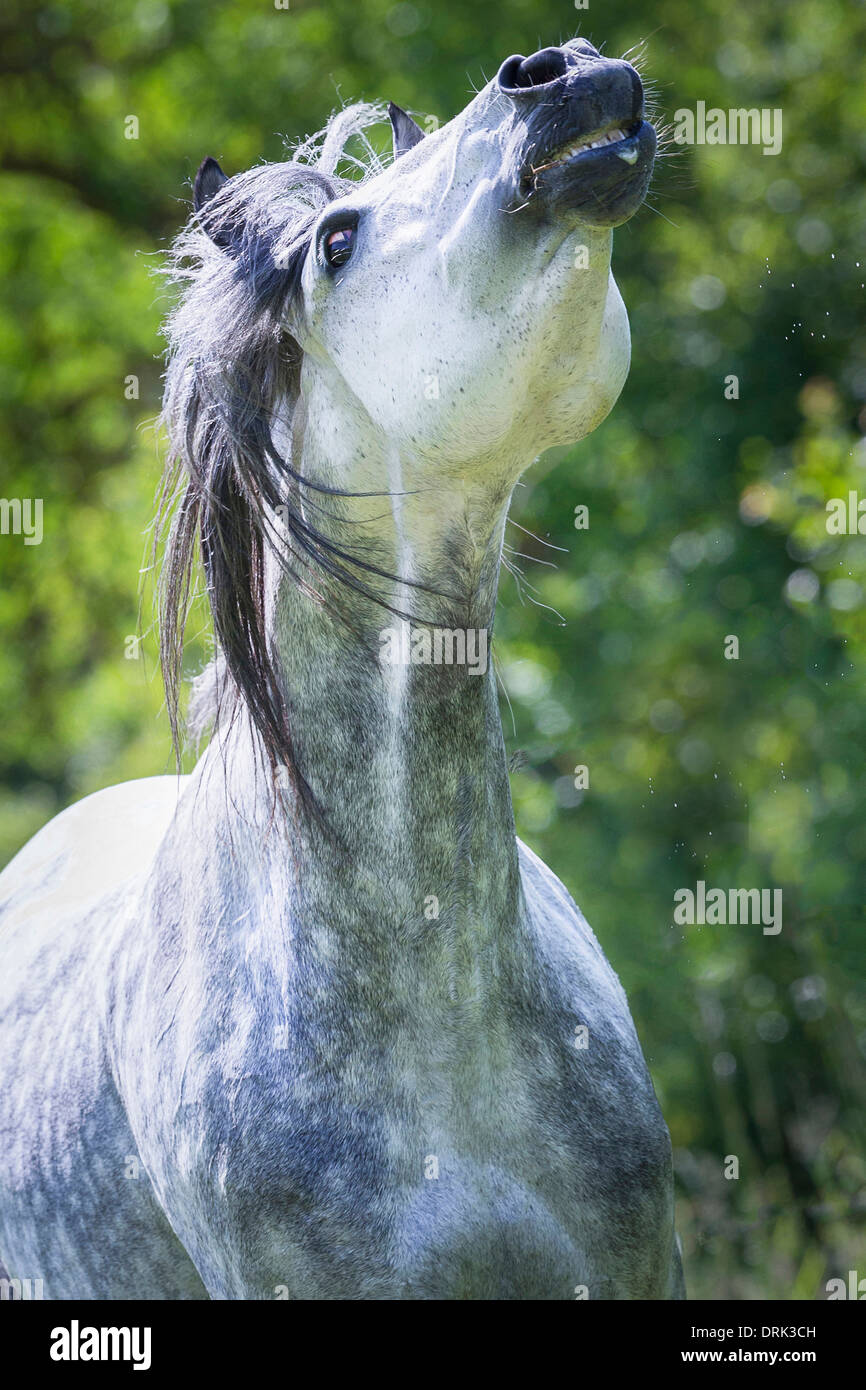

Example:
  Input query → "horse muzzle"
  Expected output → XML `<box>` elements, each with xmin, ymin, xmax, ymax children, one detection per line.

<box><xmin>498</xmin><ymin>40</ymin><xmax>656</xmax><ymax>228</ymax></box>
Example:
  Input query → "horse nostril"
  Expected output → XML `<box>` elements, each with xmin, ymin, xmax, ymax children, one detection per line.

<box><xmin>497</xmin><ymin>47</ymin><xmax>570</xmax><ymax>93</ymax></box>
<box><xmin>516</xmin><ymin>47</ymin><xmax>569</xmax><ymax>86</ymax></box>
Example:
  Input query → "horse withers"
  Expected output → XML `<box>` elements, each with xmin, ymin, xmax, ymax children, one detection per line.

<box><xmin>0</xmin><ymin>39</ymin><xmax>684</xmax><ymax>1299</ymax></box>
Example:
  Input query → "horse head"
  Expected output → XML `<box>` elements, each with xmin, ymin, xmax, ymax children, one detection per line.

<box><xmin>285</xmin><ymin>39</ymin><xmax>654</xmax><ymax>476</ymax></box>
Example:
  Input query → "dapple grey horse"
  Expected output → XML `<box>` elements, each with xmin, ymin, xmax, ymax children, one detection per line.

<box><xmin>0</xmin><ymin>38</ymin><xmax>684</xmax><ymax>1299</ymax></box>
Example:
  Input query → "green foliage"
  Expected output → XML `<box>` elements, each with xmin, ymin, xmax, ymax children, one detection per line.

<box><xmin>1</xmin><ymin>0</ymin><xmax>864</xmax><ymax>1298</ymax></box>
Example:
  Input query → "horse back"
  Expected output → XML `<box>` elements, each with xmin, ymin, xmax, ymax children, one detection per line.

<box><xmin>0</xmin><ymin>776</ymin><xmax>186</xmax><ymax>949</ymax></box>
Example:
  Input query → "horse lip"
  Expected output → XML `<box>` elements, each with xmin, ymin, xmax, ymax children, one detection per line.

<box><xmin>520</xmin><ymin>118</ymin><xmax>654</xmax><ymax>192</ymax></box>
<box><xmin>528</xmin><ymin>118</ymin><xmax>645</xmax><ymax>176</ymax></box>
<box><xmin>515</xmin><ymin>118</ymin><xmax>657</xmax><ymax>227</ymax></box>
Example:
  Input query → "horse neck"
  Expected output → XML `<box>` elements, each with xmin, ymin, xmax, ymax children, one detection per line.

<box><xmin>251</xmin><ymin>433</ymin><xmax>528</xmax><ymax>965</ymax></box>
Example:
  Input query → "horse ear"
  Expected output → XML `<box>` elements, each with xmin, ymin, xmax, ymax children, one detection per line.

<box><xmin>388</xmin><ymin>102</ymin><xmax>425</xmax><ymax>158</ymax></box>
<box><xmin>193</xmin><ymin>158</ymin><xmax>234</xmax><ymax>249</ymax></box>
<box><xmin>194</xmin><ymin>157</ymin><xmax>229</xmax><ymax>212</ymax></box>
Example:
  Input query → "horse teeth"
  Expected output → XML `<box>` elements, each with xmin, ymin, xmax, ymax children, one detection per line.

<box><xmin>544</xmin><ymin>126</ymin><xmax>630</xmax><ymax>165</ymax></box>
<box><xmin>616</xmin><ymin>147</ymin><xmax>639</xmax><ymax>164</ymax></box>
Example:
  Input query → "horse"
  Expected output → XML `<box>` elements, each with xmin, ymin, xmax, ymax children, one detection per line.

<box><xmin>0</xmin><ymin>38</ymin><xmax>684</xmax><ymax>1300</ymax></box>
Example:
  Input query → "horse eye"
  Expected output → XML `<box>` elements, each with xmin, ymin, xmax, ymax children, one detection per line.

<box><xmin>323</xmin><ymin>227</ymin><xmax>355</xmax><ymax>268</ymax></box>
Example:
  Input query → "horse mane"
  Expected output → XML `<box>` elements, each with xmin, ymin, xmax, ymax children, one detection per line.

<box><xmin>156</xmin><ymin>103</ymin><xmax>399</xmax><ymax>817</ymax></box>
